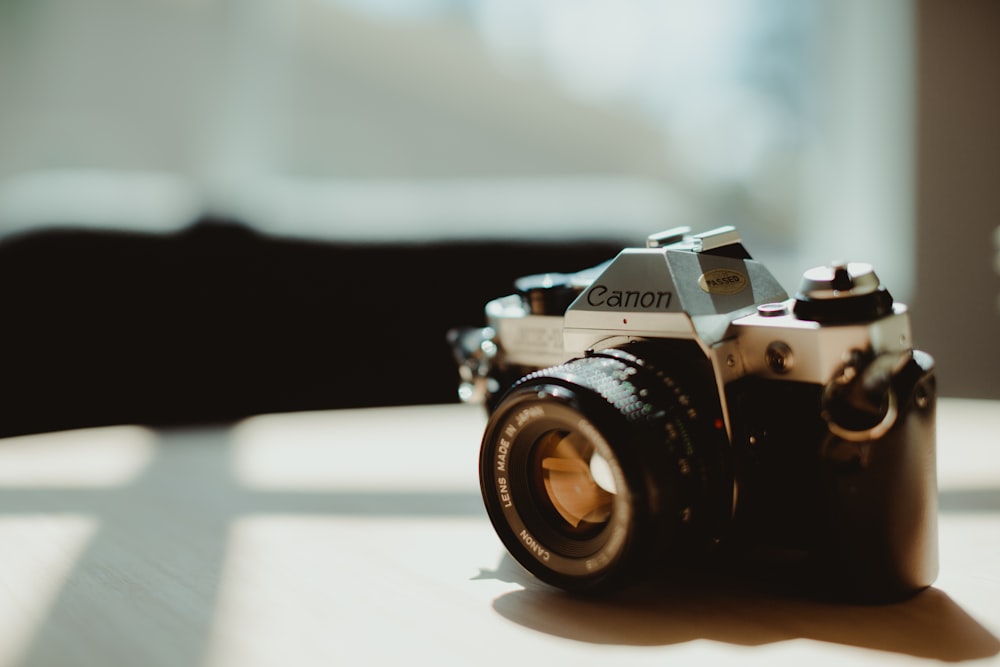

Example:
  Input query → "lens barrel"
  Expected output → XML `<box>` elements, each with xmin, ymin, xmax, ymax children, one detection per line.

<box><xmin>478</xmin><ymin>343</ymin><xmax>730</xmax><ymax>593</ymax></box>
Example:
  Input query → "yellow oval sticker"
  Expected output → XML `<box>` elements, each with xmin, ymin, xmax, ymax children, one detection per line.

<box><xmin>698</xmin><ymin>269</ymin><xmax>749</xmax><ymax>295</ymax></box>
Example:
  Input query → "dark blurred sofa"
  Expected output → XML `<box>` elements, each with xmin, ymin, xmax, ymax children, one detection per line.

<box><xmin>0</xmin><ymin>218</ymin><xmax>621</xmax><ymax>436</ymax></box>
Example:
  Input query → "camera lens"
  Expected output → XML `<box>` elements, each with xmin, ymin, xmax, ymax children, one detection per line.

<box><xmin>479</xmin><ymin>342</ymin><xmax>731</xmax><ymax>593</ymax></box>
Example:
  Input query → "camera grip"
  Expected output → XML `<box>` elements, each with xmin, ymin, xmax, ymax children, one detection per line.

<box><xmin>819</xmin><ymin>351</ymin><xmax>938</xmax><ymax>601</ymax></box>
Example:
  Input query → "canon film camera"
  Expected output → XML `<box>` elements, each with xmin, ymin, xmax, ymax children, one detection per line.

<box><xmin>449</xmin><ymin>226</ymin><xmax>937</xmax><ymax>602</ymax></box>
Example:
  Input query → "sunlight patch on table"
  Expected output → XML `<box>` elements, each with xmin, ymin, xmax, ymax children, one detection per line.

<box><xmin>230</xmin><ymin>404</ymin><xmax>485</xmax><ymax>491</ymax></box>
<box><xmin>204</xmin><ymin>515</ymin><xmax>508</xmax><ymax>667</ymax></box>
<box><xmin>0</xmin><ymin>426</ymin><xmax>156</xmax><ymax>487</ymax></box>
<box><xmin>937</xmin><ymin>398</ymin><xmax>1000</xmax><ymax>490</ymax></box>
<box><xmin>0</xmin><ymin>516</ymin><xmax>98</xmax><ymax>666</ymax></box>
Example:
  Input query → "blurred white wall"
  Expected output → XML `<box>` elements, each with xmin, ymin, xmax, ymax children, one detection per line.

<box><xmin>0</xmin><ymin>0</ymin><xmax>915</xmax><ymax>291</ymax></box>
<box><xmin>0</xmin><ymin>0</ymin><xmax>683</xmax><ymax>242</ymax></box>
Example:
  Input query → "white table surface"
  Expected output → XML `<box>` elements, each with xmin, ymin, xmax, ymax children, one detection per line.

<box><xmin>0</xmin><ymin>398</ymin><xmax>997</xmax><ymax>667</ymax></box>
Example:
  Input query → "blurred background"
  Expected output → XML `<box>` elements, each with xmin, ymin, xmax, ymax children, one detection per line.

<box><xmin>0</xmin><ymin>0</ymin><xmax>996</xmax><ymax>435</ymax></box>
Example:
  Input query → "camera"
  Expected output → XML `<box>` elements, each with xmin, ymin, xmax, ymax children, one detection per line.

<box><xmin>449</xmin><ymin>226</ymin><xmax>937</xmax><ymax>602</ymax></box>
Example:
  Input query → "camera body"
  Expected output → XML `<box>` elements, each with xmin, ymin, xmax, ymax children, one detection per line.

<box><xmin>450</xmin><ymin>226</ymin><xmax>937</xmax><ymax>601</ymax></box>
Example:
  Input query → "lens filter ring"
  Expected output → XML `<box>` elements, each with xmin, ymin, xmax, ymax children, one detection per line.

<box><xmin>480</xmin><ymin>387</ymin><xmax>634</xmax><ymax>586</ymax></box>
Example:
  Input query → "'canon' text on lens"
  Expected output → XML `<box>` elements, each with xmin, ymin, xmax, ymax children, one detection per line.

<box><xmin>519</xmin><ymin>529</ymin><xmax>551</xmax><ymax>561</ymax></box>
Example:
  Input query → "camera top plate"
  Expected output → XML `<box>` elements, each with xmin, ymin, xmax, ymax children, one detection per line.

<box><xmin>564</xmin><ymin>227</ymin><xmax>788</xmax><ymax>351</ymax></box>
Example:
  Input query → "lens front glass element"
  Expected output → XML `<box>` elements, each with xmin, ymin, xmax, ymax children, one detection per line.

<box><xmin>532</xmin><ymin>429</ymin><xmax>618</xmax><ymax>538</ymax></box>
